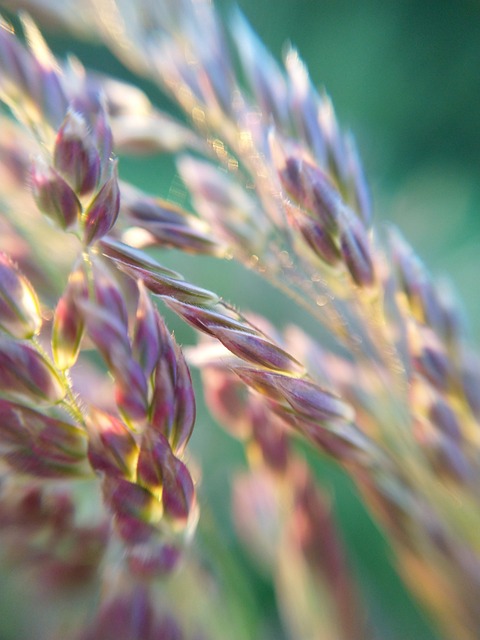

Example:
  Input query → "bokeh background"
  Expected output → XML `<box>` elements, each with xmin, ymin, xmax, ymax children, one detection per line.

<box><xmin>1</xmin><ymin>0</ymin><xmax>480</xmax><ymax>638</ymax></box>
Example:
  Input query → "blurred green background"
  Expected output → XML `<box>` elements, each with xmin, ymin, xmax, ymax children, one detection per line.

<box><xmin>230</xmin><ymin>0</ymin><xmax>480</xmax><ymax>349</ymax></box>
<box><xmin>2</xmin><ymin>0</ymin><xmax>480</xmax><ymax>638</ymax></box>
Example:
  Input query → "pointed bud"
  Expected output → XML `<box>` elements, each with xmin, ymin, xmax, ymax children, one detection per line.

<box><xmin>104</xmin><ymin>476</ymin><xmax>160</xmax><ymax>543</ymax></box>
<box><xmin>277</xmin><ymin>374</ymin><xmax>354</xmax><ymax>423</ymax></box>
<box><xmin>91</xmin><ymin>101</ymin><xmax>114</xmax><ymax>181</ymax></box>
<box><xmin>339</xmin><ymin>209</ymin><xmax>375</xmax><ymax>287</ymax></box>
<box><xmin>40</xmin><ymin>67</ymin><xmax>68</xmax><ymax>129</ymax></box>
<box><xmin>122</xmin><ymin>188</ymin><xmax>223</xmax><ymax>256</ymax></box>
<box><xmin>53</xmin><ymin>110</ymin><xmax>100</xmax><ymax>195</ymax></box>
<box><xmin>80</xmin><ymin>300</ymin><xmax>131</xmax><ymax>371</ymax></box>
<box><xmin>3</xmin><ymin>448</ymin><xmax>89</xmax><ymax>478</ymax></box>
<box><xmin>114</xmin><ymin>359</ymin><xmax>149</xmax><ymax>425</ymax></box>
<box><xmin>165</xmin><ymin>299</ymin><xmax>249</xmax><ymax>336</ymax></box>
<box><xmin>169</xmin><ymin>348</ymin><xmax>196</xmax><ymax>454</ymax></box>
<box><xmin>136</xmin><ymin>431</ymin><xmax>172</xmax><ymax>490</ymax></box>
<box><xmin>0</xmin><ymin>253</ymin><xmax>41</xmax><ymax>339</ymax></box>
<box><xmin>303</xmin><ymin>161</ymin><xmax>343</xmax><ymax>232</ymax></box>
<box><xmin>284</xmin><ymin>202</ymin><xmax>341</xmax><ymax>267</ymax></box>
<box><xmin>52</xmin><ymin>291</ymin><xmax>84</xmax><ymax>370</ymax></box>
<box><xmin>125</xmin><ymin>220</ymin><xmax>222</xmax><ymax>256</ymax></box>
<box><xmin>285</xmin><ymin>48</ymin><xmax>327</xmax><ymax>165</ymax></box>
<box><xmin>31</xmin><ymin>157</ymin><xmax>81</xmax><ymax>229</ymax></box>
<box><xmin>120</xmin><ymin>263</ymin><xmax>219</xmax><ymax>305</ymax></box>
<box><xmin>279</xmin><ymin>156</ymin><xmax>341</xmax><ymax>233</ymax></box>
<box><xmin>162</xmin><ymin>457</ymin><xmax>195</xmax><ymax>524</ymax></box>
<box><xmin>150</xmin><ymin>358</ymin><xmax>175</xmax><ymax>439</ymax></box>
<box><xmin>0</xmin><ymin>398</ymin><xmax>27</xmax><ymax>448</ymax></box>
<box><xmin>235</xmin><ymin>368</ymin><xmax>354</xmax><ymax>424</ymax></box>
<box><xmin>137</xmin><ymin>432</ymin><xmax>194</xmax><ymax>524</ymax></box>
<box><xmin>0</xmin><ymin>400</ymin><xmax>88</xmax><ymax>477</ymax></box>
<box><xmin>33</xmin><ymin>404</ymin><xmax>85</xmax><ymax>452</ymax></box>
<box><xmin>100</xmin><ymin>239</ymin><xmax>219</xmax><ymax>305</ymax></box>
<box><xmin>89</xmin><ymin>256</ymin><xmax>129</xmax><ymax>329</ymax></box>
<box><xmin>80</xmin><ymin>300</ymin><xmax>148</xmax><ymax>423</ymax></box>
<box><xmin>19</xmin><ymin>13</ymin><xmax>68</xmax><ymax>127</ymax></box>
<box><xmin>132</xmin><ymin>283</ymin><xmax>160</xmax><ymax>381</ymax></box>
<box><xmin>83</xmin><ymin>162</ymin><xmax>120</xmax><ymax>245</ymax></box>
<box><xmin>0</xmin><ymin>337</ymin><xmax>65</xmax><ymax>404</ymax></box>
<box><xmin>344</xmin><ymin>133</ymin><xmax>372</xmax><ymax>227</ymax></box>
<box><xmin>233</xmin><ymin>11</ymin><xmax>288</xmax><ymax>125</ymax></box>
<box><xmin>149</xmin><ymin>330</ymin><xmax>195</xmax><ymax>454</ymax></box>
<box><xmin>87</xmin><ymin>409</ymin><xmax>139</xmax><ymax>479</ymax></box>
<box><xmin>389</xmin><ymin>229</ymin><xmax>431</xmax><ymax>323</ymax></box>
<box><xmin>209</xmin><ymin>325</ymin><xmax>304</xmax><ymax>374</ymax></box>
<box><xmin>30</xmin><ymin>416</ymin><xmax>87</xmax><ymax>464</ymax></box>
<box><xmin>100</xmin><ymin>237</ymin><xmax>184</xmax><ymax>279</ymax></box>
<box><xmin>0</xmin><ymin>26</ymin><xmax>41</xmax><ymax>110</ymax></box>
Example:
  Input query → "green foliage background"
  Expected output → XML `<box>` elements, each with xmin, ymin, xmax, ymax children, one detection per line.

<box><xmin>1</xmin><ymin>1</ymin><xmax>480</xmax><ymax>638</ymax></box>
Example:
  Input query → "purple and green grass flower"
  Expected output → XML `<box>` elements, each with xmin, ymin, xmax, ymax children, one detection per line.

<box><xmin>0</xmin><ymin>2</ymin><xmax>478</xmax><ymax>639</ymax></box>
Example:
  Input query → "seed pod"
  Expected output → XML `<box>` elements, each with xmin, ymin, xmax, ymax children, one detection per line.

<box><xmin>209</xmin><ymin>325</ymin><xmax>303</xmax><ymax>374</ymax></box>
<box><xmin>168</xmin><ymin>347</ymin><xmax>196</xmax><ymax>454</ymax></box>
<box><xmin>161</xmin><ymin>456</ymin><xmax>195</xmax><ymax>524</ymax></box>
<box><xmin>115</xmin><ymin>359</ymin><xmax>150</xmax><ymax>425</ymax></box>
<box><xmin>0</xmin><ymin>400</ymin><xmax>87</xmax><ymax>478</ymax></box>
<box><xmin>279</xmin><ymin>157</ymin><xmax>342</xmax><ymax>233</ymax></box>
<box><xmin>339</xmin><ymin>208</ymin><xmax>375</xmax><ymax>287</ymax></box>
<box><xmin>132</xmin><ymin>283</ymin><xmax>161</xmax><ymax>381</ymax></box>
<box><xmin>54</xmin><ymin>110</ymin><xmax>100</xmax><ymax>195</ymax></box>
<box><xmin>235</xmin><ymin>367</ymin><xmax>354</xmax><ymax>424</ymax></box>
<box><xmin>149</xmin><ymin>335</ymin><xmax>196</xmax><ymax>455</ymax></box>
<box><xmin>122</xmin><ymin>187</ymin><xmax>223</xmax><ymax>256</ymax></box>
<box><xmin>83</xmin><ymin>162</ymin><xmax>120</xmax><ymax>245</ymax></box>
<box><xmin>52</xmin><ymin>289</ymin><xmax>84</xmax><ymax>370</ymax></box>
<box><xmin>0</xmin><ymin>253</ymin><xmax>41</xmax><ymax>339</ymax></box>
<box><xmin>0</xmin><ymin>337</ymin><xmax>65</xmax><ymax>404</ymax></box>
<box><xmin>87</xmin><ymin>409</ymin><xmax>139</xmax><ymax>479</ymax></box>
<box><xmin>343</xmin><ymin>133</ymin><xmax>373</xmax><ymax>227</ymax></box>
<box><xmin>89</xmin><ymin>256</ymin><xmax>129</xmax><ymax>329</ymax></box>
<box><xmin>80</xmin><ymin>301</ymin><xmax>148</xmax><ymax>423</ymax></box>
<box><xmin>137</xmin><ymin>431</ymin><xmax>195</xmax><ymax>524</ymax></box>
<box><xmin>103</xmin><ymin>476</ymin><xmax>160</xmax><ymax>544</ymax></box>
<box><xmin>31</xmin><ymin>158</ymin><xmax>81</xmax><ymax>229</ymax></box>
<box><xmin>285</xmin><ymin>48</ymin><xmax>327</xmax><ymax>166</ymax></box>
<box><xmin>234</xmin><ymin>11</ymin><xmax>289</xmax><ymax>126</ymax></box>
<box><xmin>284</xmin><ymin>201</ymin><xmax>341</xmax><ymax>267</ymax></box>
<box><xmin>165</xmin><ymin>299</ymin><xmax>253</xmax><ymax>336</ymax></box>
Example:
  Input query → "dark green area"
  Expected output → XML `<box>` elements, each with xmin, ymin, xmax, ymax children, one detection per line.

<box><xmin>230</xmin><ymin>0</ymin><xmax>480</xmax><ymax>343</ymax></box>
